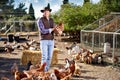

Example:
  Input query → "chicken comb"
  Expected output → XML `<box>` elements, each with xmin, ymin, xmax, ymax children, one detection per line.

<box><xmin>43</xmin><ymin>62</ymin><xmax>47</xmax><ymax>66</ymax></box>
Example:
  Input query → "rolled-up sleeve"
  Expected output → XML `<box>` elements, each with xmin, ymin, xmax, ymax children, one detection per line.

<box><xmin>37</xmin><ymin>19</ymin><xmax>51</xmax><ymax>34</ymax></box>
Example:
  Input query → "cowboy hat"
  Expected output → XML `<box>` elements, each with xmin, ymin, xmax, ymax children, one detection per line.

<box><xmin>41</xmin><ymin>7</ymin><xmax>52</xmax><ymax>13</ymax></box>
<box><xmin>41</xmin><ymin>3</ymin><xmax>52</xmax><ymax>13</ymax></box>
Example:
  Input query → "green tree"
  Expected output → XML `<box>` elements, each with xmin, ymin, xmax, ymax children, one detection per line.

<box><xmin>63</xmin><ymin>0</ymin><xmax>69</xmax><ymax>4</ymax></box>
<box><xmin>14</xmin><ymin>3</ymin><xmax>27</xmax><ymax>17</ymax></box>
<box><xmin>0</xmin><ymin>0</ymin><xmax>14</xmax><ymax>19</ymax></box>
<box><xmin>100</xmin><ymin>0</ymin><xmax>120</xmax><ymax>12</ymax></box>
<box><xmin>83</xmin><ymin>0</ymin><xmax>90</xmax><ymax>4</ymax></box>
<box><xmin>28</xmin><ymin>3</ymin><xmax>35</xmax><ymax>20</ymax></box>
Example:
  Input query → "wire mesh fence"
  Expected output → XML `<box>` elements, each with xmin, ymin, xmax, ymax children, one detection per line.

<box><xmin>0</xmin><ymin>20</ymin><xmax>38</xmax><ymax>35</ymax></box>
<box><xmin>81</xmin><ymin>30</ymin><xmax>120</xmax><ymax>66</ymax></box>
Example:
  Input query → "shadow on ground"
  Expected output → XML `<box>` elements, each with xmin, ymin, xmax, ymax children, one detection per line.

<box><xmin>0</xmin><ymin>57</ymin><xmax>26</xmax><ymax>79</ymax></box>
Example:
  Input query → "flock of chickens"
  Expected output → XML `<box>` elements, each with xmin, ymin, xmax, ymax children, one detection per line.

<box><xmin>2</xmin><ymin>39</ymin><xmax>39</xmax><ymax>54</ymax></box>
<box><xmin>9</xmin><ymin>58</ymin><xmax>80</xmax><ymax>80</ymax></box>
<box><xmin>1</xmin><ymin>40</ymin><xmax>81</xmax><ymax>80</ymax></box>
<box><xmin>66</xmin><ymin>42</ymin><xmax>104</xmax><ymax>65</ymax></box>
<box><xmin>1</xmin><ymin>39</ymin><xmax>119</xmax><ymax>80</ymax></box>
<box><xmin>66</xmin><ymin>42</ymin><xmax>119</xmax><ymax>65</ymax></box>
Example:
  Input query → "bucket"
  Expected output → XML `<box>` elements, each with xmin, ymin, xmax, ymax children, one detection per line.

<box><xmin>14</xmin><ymin>36</ymin><xmax>19</xmax><ymax>42</ymax></box>
<box><xmin>8</xmin><ymin>34</ymin><xmax>14</xmax><ymax>42</ymax></box>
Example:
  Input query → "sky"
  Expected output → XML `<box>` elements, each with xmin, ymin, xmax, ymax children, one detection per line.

<box><xmin>14</xmin><ymin>0</ymin><xmax>100</xmax><ymax>19</ymax></box>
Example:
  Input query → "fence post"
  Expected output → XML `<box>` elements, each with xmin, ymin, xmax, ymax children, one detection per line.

<box><xmin>92</xmin><ymin>32</ymin><xmax>94</xmax><ymax>51</ymax></box>
<box><xmin>80</xmin><ymin>30</ymin><xmax>83</xmax><ymax>47</ymax></box>
<box><xmin>112</xmin><ymin>33</ymin><xmax>115</xmax><ymax>64</ymax></box>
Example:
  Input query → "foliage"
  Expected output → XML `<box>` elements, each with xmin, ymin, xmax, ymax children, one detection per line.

<box><xmin>14</xmin><ymin>3</ymin><xmax>27</xmax><ymax>17</ymax></box>
<box><xmin>100</xmin><ymin>0</ymin><xmax>120</xmax><ymax>12</ymax></box>
<box><xmin>0</xmin><ymin>0</ymin><xmax>15</xmax><ymax>19</ymax></box>
<box><xmin>52</xmin><ymin>0</ymin><xmax>120</xmax><ymax>31</ymax></box>
<box><xmin>28</xmin><ymin>3</ymin><xmax>35</xmax><ymax>20</ymax></box>
<box><xmin>52</xmin><ymin>3</ymin><xmax>97</xmax><ymax>31</ymax></box>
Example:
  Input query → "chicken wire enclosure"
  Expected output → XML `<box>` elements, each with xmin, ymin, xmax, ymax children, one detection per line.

<box><xmin>81</xmin><ymin>30</ymin><xmax>120</xmax><ymax>64</ymax></box>
<box><xmin>0</xmin><ymin>20</ymin><xmax>38</xmax><ymax>34</ymax></box>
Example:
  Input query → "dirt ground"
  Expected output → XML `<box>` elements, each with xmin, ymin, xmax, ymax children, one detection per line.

<box><xmin>0</xmin><ymin>34</ymin><xmax>120</xmax><ymax>80</ymax></box>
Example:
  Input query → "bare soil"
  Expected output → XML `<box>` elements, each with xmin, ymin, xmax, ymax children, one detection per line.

<box><xmin>0</xmin><ymin>34</ymin><xmax>120</xmax><ymax>80</ymax></box>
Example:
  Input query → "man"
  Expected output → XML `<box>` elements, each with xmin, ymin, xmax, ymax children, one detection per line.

<box><xmin>37</xmin><ymin>4</ymin><xmax>55</xmax><ymax>71</ymax></box>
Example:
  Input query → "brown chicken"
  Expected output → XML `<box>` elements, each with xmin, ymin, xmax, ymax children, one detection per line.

<box><xmin>5</xmin><ymin>46</ymin><xmax>14</xmax><ymax>54</ymax></box>
<box><xmin>54</xmin><ymin>22</ymin><xmax>64</xmax><ymax>35</ymax></box>
<box><xmin>21</xmin><ymin>42</ymin><xmax>31</xmax><ymax>50</ymax></box>
<box><xmin>72</xmin><ymin>52</ymin><xmax>81</xmax><ymax>60</ymax></box>
<box><xmin>54</xmin><ymin>69</ymin><xmax>67</xmax><ymax>80</ymax></box>
<box><xmin>74</xmin><ymin>64</ymin><xmax>81</xmax><ymax>77</ymax></box>
<box><xmin>23</xmin><ymin>62</ymin><xmax>47</xmax><ymax>78</ymax></box>
<box><xmin>36</xmin><ymin>62</ymin><xmax>46</xmax><ymax>72</ymax></box>
<box><xmin>14</xmin><ymin>71</ymin><xmax>27</xmax><ymax>80</ymax></box>
<box><xmin>69</xmin><ymin>60</ymin><xmax>75</xmax><ymax>75</ymax></box>
<box><xmin>54</xmin><ymin>68</ymin><xmax>72</xmax><ymax>80</ymax></box>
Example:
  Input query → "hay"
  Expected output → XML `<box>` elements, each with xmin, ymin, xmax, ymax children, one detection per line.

<box><xmin>20</xmin><ymin>48</ymin><xmax>59</xmax><ymax>65</ymax></box>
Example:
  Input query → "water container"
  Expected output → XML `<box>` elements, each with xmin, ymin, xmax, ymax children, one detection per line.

<box><xmin>104</xmin><ymin>42</ymin><xmax>110</xmax><ymax>54</ymax></box>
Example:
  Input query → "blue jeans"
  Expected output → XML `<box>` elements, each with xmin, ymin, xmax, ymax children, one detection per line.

<box><xmin>40</xmin><ymin>40</ymin><xmax>54</xmax><ymax>71</ymax></box>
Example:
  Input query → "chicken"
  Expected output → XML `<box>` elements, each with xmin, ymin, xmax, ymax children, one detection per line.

<box><xmin>21</xmin><ymin>42</ymin><xmax>31</xmax><ymax>50</ymax></box>
<box><xmin>69</xmin><ymin>60</ymin><xmax>75</xmax><ymax>75</ymax></box>
<box><xmin>41</xmin><ymin>72</ymin><xmax>51</xmax><ymax>80</ymax></box>
<box><xmin>36</xmin><ymin>62</ymin><xmax>46</xmax><ymax>72</ymax></box>
<box><xmin>54</xmin><ymin>68</ymin><xmax>71</xmax><ymax>80</ymax></box>
<box><xmin>58</xmin><ymin>22</ymin><xmax>64</xmax><ymax>31</ymax></box>
<box><xmin>97</xmin><ymin>54</ymin><xmax>103</xmax><ymax>64</ymax></box>
<box><xmin>11</xmin><ymin>63</ymin><xmax>18</xmax><ymax>75</ymax></box>
<box><xmin>5</xmin><ymin>46</ymin><xmax>14</xmax><ymax>54</ymax></box>
<box><xmin>64</xmin><ymin>58</ymin><xmax>76</xmax><ymax>75</ymax></box>
<box><xmin>66</xmin><ymin>42</ymin><xmax>78</xmax><ymax>55</ymax></box>
<box><xmin>50</xmin><ymin>72</ymin><xmax>57</xmax><ymax>80</ymax></box>
<box><xmin>28</xmin><ymin>39</ymin><xmax>36</xmax><ymax>45</ymax></box>
<box><xmin>29</xmin><ymin>46</ymin><xmax>37</xmax><ymax>51</ymax></box>
<box><xmin>60</xmin><ymin>73</ymin><xmax>72</xmax><ymax>80</ymax></box>
<box><xmin>54</xmin><ymin>22</ymin><xmax>64</xmax><ymax>35</ymax></box>
<box><xmin>74</xmin><ymin>63</ymin><xmax>81</xmax><ymax>77</ymax></box>
<box><xmin>64</xmin><ymin>58</ymin><xmax>70</xmax><ymax>69</ymax></box>
<box><xmin>72</xmin><ymin>52</ymin><xmax>81</xmax><ymax>60</ymax></box>
<box><xmin>54</xmin><ymin>69</ymin><xmax>67</xmax><ymax>80</ymax></box>
<box><xmin>14</xmin><ymin>71</ymin><xmax>27</xmax><ymax>80</ymax></box>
